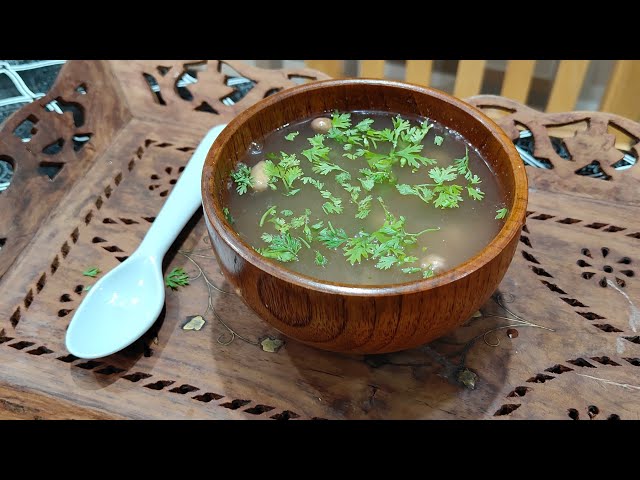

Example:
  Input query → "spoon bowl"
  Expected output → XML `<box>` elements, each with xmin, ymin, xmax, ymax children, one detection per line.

<box><xmin>65</xmin><ymin>255</ymin><xmax>165</xmax><ymax>358</ymax></box>
<box><xmin>65</xmin><ymin>124</ymin><xmax>227</xmax><ymax>359</ymax></box>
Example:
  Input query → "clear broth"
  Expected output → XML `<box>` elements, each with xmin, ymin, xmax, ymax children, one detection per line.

<box><xmin>226</xmin><ymin>111</ymin><xmax>505</xmax><ymax>285</ymax></box>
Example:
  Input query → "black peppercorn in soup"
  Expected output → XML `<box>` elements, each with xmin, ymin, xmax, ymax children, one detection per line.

<box><xmin>225</xmin><ymin>111</ymin><xmax>509</xmax><ymax>286</ymax></box>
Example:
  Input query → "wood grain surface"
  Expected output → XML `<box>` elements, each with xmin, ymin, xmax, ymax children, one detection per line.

<box><xmin>0</xmin><ymin>61</ymin><xmax>638</xmax><ymax>420</ymax></box>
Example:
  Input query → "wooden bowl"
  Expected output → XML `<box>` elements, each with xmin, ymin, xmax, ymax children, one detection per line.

<box><xmin>201</xmin><ymin>79</ymin><xmax>528</xmax><ymax>354</ymax></box>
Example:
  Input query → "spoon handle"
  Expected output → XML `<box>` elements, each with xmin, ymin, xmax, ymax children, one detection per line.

<box><xmin>137</xmin><ymin>124</ymin><xmax>227</xmax><ymax>258</ymax></box>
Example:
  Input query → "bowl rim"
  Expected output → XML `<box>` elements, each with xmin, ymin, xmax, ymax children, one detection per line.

<box><xmin>201</xmin><ymin>78</ymin><xmax>528</xmax><ymax>297</ymax></box>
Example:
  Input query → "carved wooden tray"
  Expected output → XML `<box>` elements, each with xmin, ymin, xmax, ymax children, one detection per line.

<box><xmin>0</xmin><ymin>61</ymin><xmax>638</xmax><ymax>419</ymax></box>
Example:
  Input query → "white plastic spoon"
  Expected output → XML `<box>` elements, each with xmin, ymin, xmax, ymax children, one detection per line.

<box><xmin>65</xmin><ymin>124</ymin><xmax>227</xmax><ymax>359</ymax></box>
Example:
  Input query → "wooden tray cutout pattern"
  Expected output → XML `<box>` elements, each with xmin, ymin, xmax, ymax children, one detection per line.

<box><xmin>0</xmin><ymin>61</ymin><xmax>638</xmax><ymax>419</ymax></box>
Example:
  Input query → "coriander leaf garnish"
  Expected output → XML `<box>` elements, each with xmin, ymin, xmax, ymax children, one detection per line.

<box><xmin>315</xmin><ymin>250</ymin><xmax>328</xmax><ymax>267</ymax></box>
<box><xmin>320</xmin><ymin>191</ymin><xmax>344</xmax><ymax>215</ymax></box>
<box><xmin>263</xmin><ymin>152</ymin><xmax>303</xmax><ymax>192</ymax></box>
<box><xmin>366</xmin><ymin>198</ymin><xmax>439</xmax><ymax>271</ymax></box>
<box><xmin>395</xmin><ymin>144</ymin><xmax>436</xmax><ymax>169</ymax></box>
<box><xmin>269</xmin><ymin>217</ymin><xmax>289</xmax><ymax>233</ymax></box>
<box><xmin>450</xmin><ymin>147</ymin><xmax>484</xmax><ymax>201</ymax></box>
<box><xmin>453</xmin><ymin>147</ymin><xmax>470</xmax><ymax>176</ymax></box>
<box><xmin>344</xmin><ymin>233</ymin><xmax>376</xmax><ymax>265</ymax></box>
<box><xmin>358</xmin><ymin>168</ymin><xmax>390</xmax><ymax>192</ymax></box>
<box><xmin>355</xmin><ymin>118</ymin><xmax>374</xmax><ymax>132</ymax></box>
<box><xmin>165</xmin><ymin>267</ymin><xmax>190</xmax><ymax>290</ymax></box>
<box><xmin>260</xmin><ymin>205</ymin><xmax>277</xmax><ymax>227</ymax></box>
<box><xmin>423</xmin><ymin>267</ymin><xmax>435</xmax><ymax>278</ymax></box>
<box><xmin>331</xmin><ymin>111</ymin><xmax>351</xmax><ymax>129</ymax></box>
<box><xmin>495</xmin><ymin>207</ymin><xmax>509</xmax><ymax>220</ymax></box>
<box><xmin>263</xmin><ymin>208</ymin><xmax>313</xmax><ymax>243</ymax></box>
<box><xmin>401</xmin><ymin>120</ymin><xmax>433</xmax><ymax>144</ymax></box>
<box><xmin>301</xmin><ymin>134</ymin><xmax>330</xmax><ymax>163</ymax></box>
<box><xmin>467</xmin><ymin>186</ymin><xmax>485</xmax><ymax>201</ymax></box>
<box><xmin>318</xmin><ymin>222</ymin><xmax>349</xmax><ymax>249</ymax></box>
<box><xmin>434</xmin><ymin>135</ymin><xmax>444</xmax><ymax>146</ymax></box>
<box><xmin>257</xmin><ymin>232</ymin><xmax>301</xmax><ymax>263</ymax></box>
<box><xmin>395</xmin><ymin>184</ymin><xmax>435</xmax><ymax>204</ymax></box>
<box><xmin>343</xmin><ymin>149</ymin><xmax>366</xmax><ymax>160</ymax></box>
<box><xmin>82</xmin><ymin>266</ymin><xmax>101</xmax><ymax>278</ymax></box>
<box><xmin>312</xmin><ymin>161</ymin><xmax>346</xmax><ymax>176</ymax></box>
<box><xmin>285</xmin><ymin>131</ymin><xmax>299</xmax><ymax>141</ymax></box>
<box><xmin>230</xmin><ymin>163</ymin><xmax>254</xmax><ymax>195</ymax></box>
<box><xmin>428</xmin><ymin>165</ymin><xmax>458</xmax><ymax>184</ymax></box>
<box><xmin>301</xmin><ymin>176</ymin><xmax>324</xmax><ymax>190</ymax></box>
<box><xmin>433</xmin><ymin>184</ymin><xmax>464</xmax><ymax>209</ymax></box>
<box><xmin>223</xmin><ymin>207</ymin><xmax>235</xmax><ymax>224</ymax></box>
<box><xmin>396</xmin><ymin>184</ymin><xmax>416</xmax><ymax>195</ymax></box>
<box><xmin>355</xmin><ymin>194</ymin><xmax>373</xmax><ymax>219</ymax></box>
<box><xmin>375</xmin><ymin>255</ymin><xmax>398</xmax><ymax>270</ymax></box>
<box><xmin>335</xmin><ymin>171</ymin><xmax>351</xmax><ymax>185</ymax></box>
<box><xmin>401</xmin><ymin>266</ymin><xmax>422</xmax><ymax>274</ymax></box>
<box><xmin>359</xmin><ymin>176</ymin><xmax>375</xmax><ymax>192</ymax></box>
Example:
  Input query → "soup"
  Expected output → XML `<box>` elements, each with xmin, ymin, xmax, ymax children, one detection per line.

<box><xmin>224</xmin><ymin>111</ymin><xmax>508</xmax><ymax>285</ymax></box>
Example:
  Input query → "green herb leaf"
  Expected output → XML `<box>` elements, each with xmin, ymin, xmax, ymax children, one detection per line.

<box><xmin>344</xmin><ymin>233</ymin><xmax>375</xmax><ymax>265</ymax></box>
<box><xmin>312</xmin><ymin>160</ymin><xmax>346</xmax><ymax>176</ymax></box>
<box><xmin>401</xmin><ymin>267</ymin><xmax>422</xmax><ymax>274</ymax></box>
<box><xmin>495</xmin><ymin>207</ymin><xmax>509</xmax><ymax>220</ymax></box>
<box><xmin>285</xmin><ymin>131</ymin><xmax>299</xmax><ymax>141</ymax></box>
<box><xmin>259</xmin><ymin>206</ymin><xmax>277</xmax><ymax>227</ymax></box>
<box><xmin>256</xmin><ymin>232</ymin><xmax>302</xmax><ymax>263</ymax></box>
<box><xmin>358</xmin><ymin>168</ymin><xmax>390</xmax><ymax>191</ymax></box>
<box><xmin>82</xmin><ymin>266</ymin><xmax>101</xmax><ymax>278</ymax></box>
<box><xmin>402</xmin><ymin>121</ymin><xmax>433</xmax><ymax>144</ymax></box>
<box><xmin>395</xmin><ymin>184</ymin><xmax>434</xmax><ymax>204</ymax></box>
<box><xmin>165</xmin><ymin>267</ymin><xmax>190</xmax><ymax>289</ymax></box>
<box><xmin>358</xmin><ymin>176</ymin><xmax>375</xmax><ymax>192</ymax></box>
<box><xmin>320</xmin><ymin>191</ymin><xmax>343</xmax><ymax>215</ymax></box>
<box><xmin>262</xmin><ymin>152</ymin><xmax>303</xmax><ymax>191</ymax></box>
<box><xmin>355</xmin><ymin>118</ymin><xmax>374</xmax><ymax>132</ymax></box>
<box><xmin>467</xmin><ymin>186</ymin><xmax>485</xmax><ymax>201</ymax></box>
<box><xmin>335</xmin><ymin>171</ymin><xmax>352</xmax><ymax>185</ymax></box>
<box><xmin>223</xmin><ymin>207</ymin><xmax>235</xmax><ymax>224</ymax></box>
<box><xmin>301</xmin><ymin>134</ymin><xmax>331</xmax><ymax>163</ymax></box>
<box><xmin>314</xmin><ymin>250</ymin><xmax>328</xmax><ymax>267</ymax></box>
<box><xmin>301</xmin><ymin>176</ymin><xmax>324</xmax><ymax>190</ymax></box>
<box><xmin>280</xmin><ymin>209</ymin><xmax>293</xmax><ymax>217</ymax></box>
<box><xmin>428</xmin><ymin>165</ymin><xmax>458</xmax><ymax>184</ymax></box>
<box><xmin>453</xmin><ymin>147</ymin><xmax>469</xmax><ymax>175</ymax></box>
<box><xmin>375</xmin><ymin>255</ymin><xmax>397</xmax><ymax>270</ymax></box>
<box><xmin>318</xmin><ymin>222</ymin><xmax>349</xmax><ymax>249</ymax></box>
<box><xmin>434</xmin><ymin>135</ymin><xmax>444</xmax><ymax>146</ymax></box>
<box><xmin>396</xmin><ymin>184</ymin><xmax>417</xmax><ymax>196</ymax></box>
<box><xmin>395</xmin><ymin>144</ymin><xmax>435</xmax><ymax>169</ymax></box>
<box><xmin>433</xmin><ymin>184</ymin><xmax>464</xmax><ymax>209</ymax></box>
<box><xmin>355</xmin><ymin>194</ymin><xmax>373</xmax><ymax>219</ymax></box>
<box><xmin>230</xmin><ymin>163</ymin><xmax>254</xmax><ymax>195</ymax></box>
<box><xmin>331</xmin><ymin>111</ymin><xmax>352</xmax><ymax>129</ymax></box>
